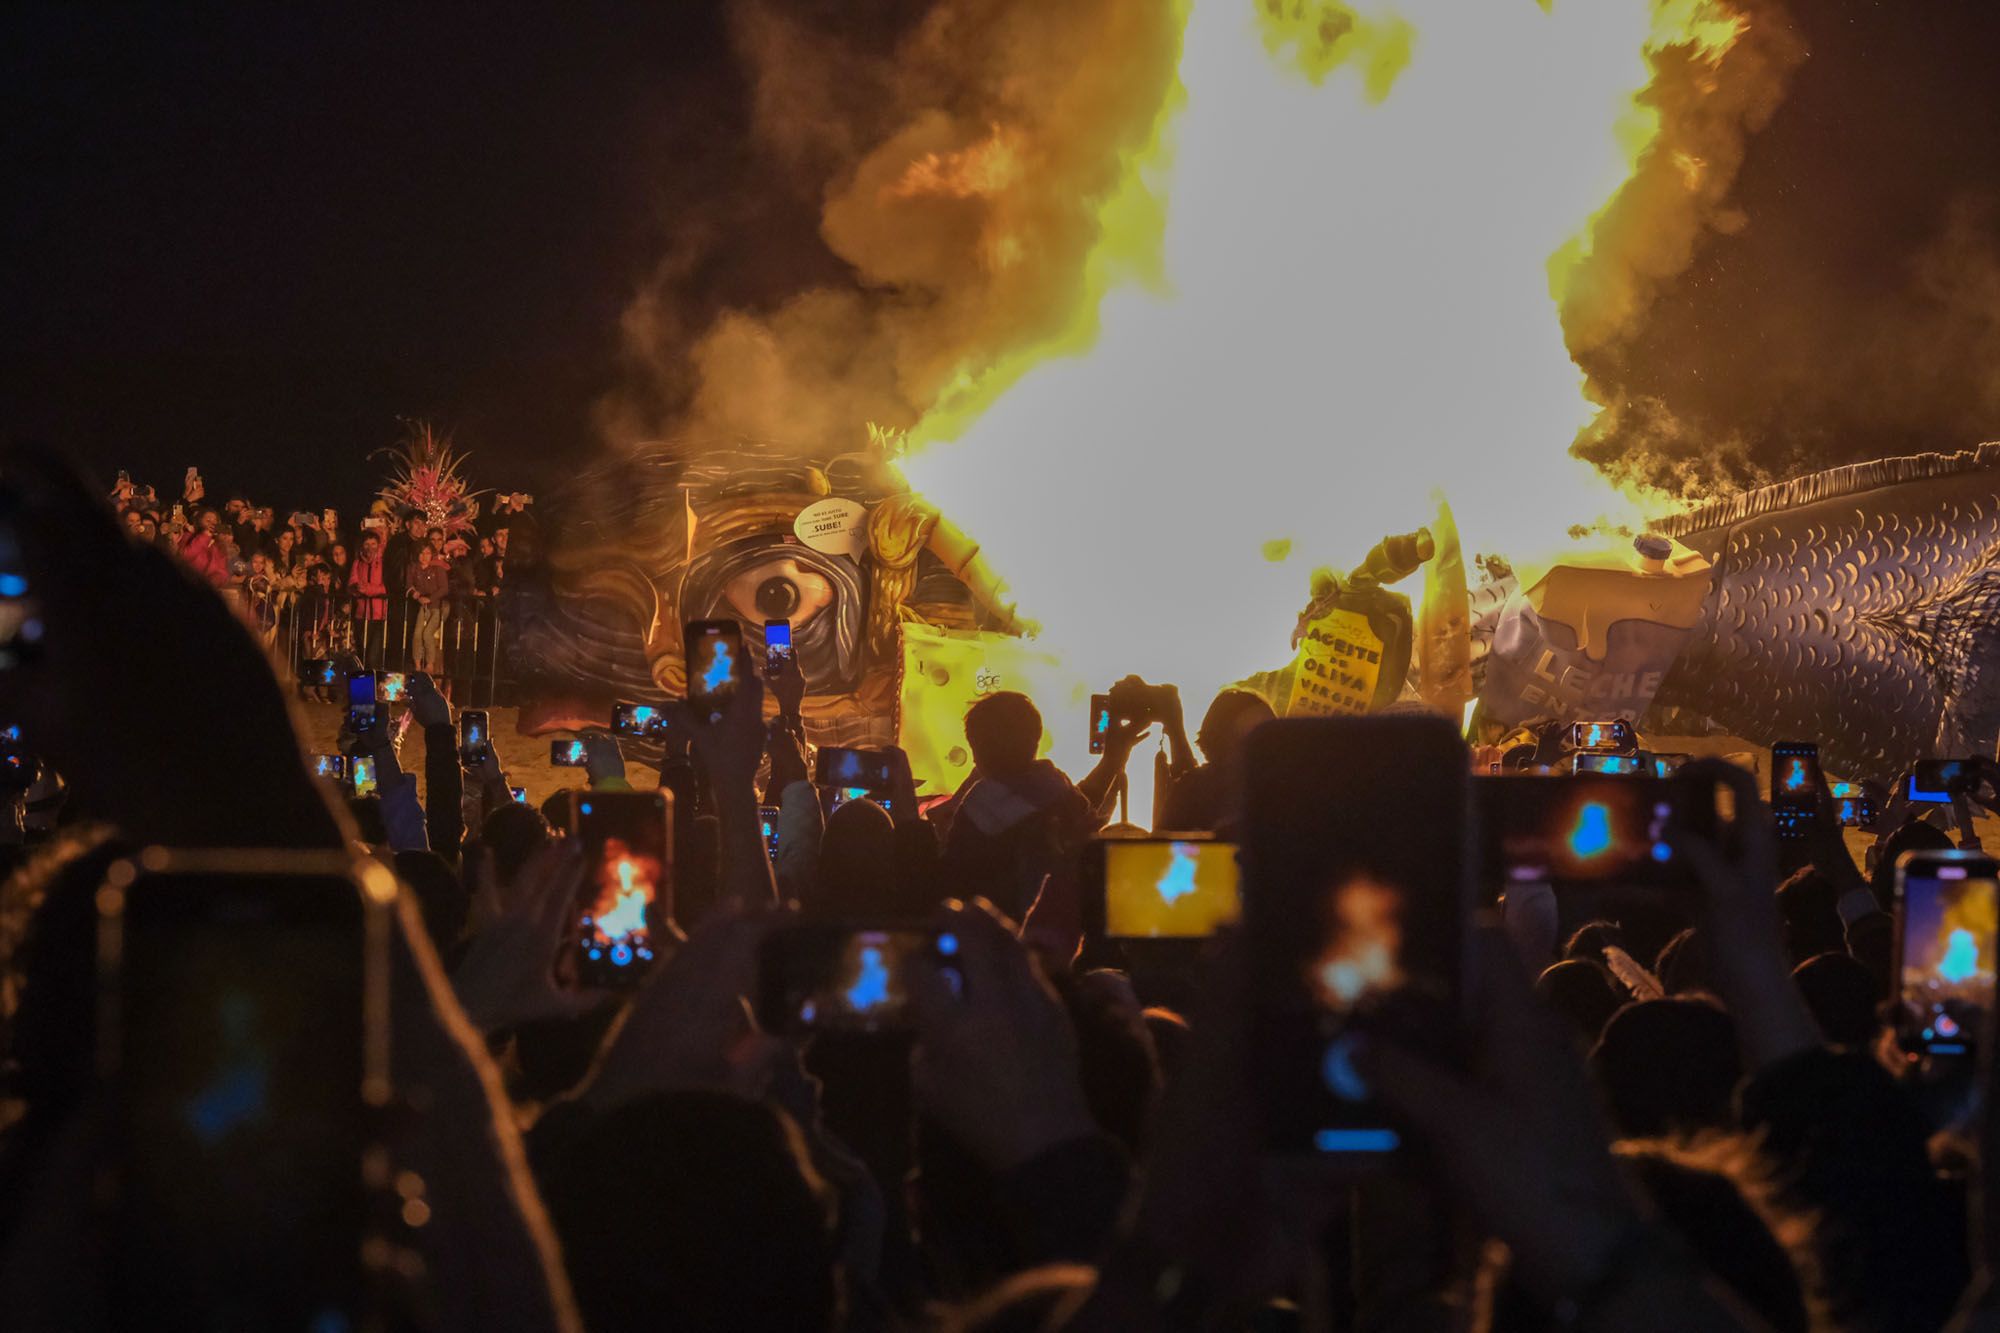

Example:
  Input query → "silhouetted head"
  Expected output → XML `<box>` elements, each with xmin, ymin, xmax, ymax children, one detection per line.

<box><xmin>1872</xmin><ymin>818</ymin><xmax>1953</xmax><ymax>911</ymax></box>
<box><xmin>1563</xmin><ymin>919</ymin><xmax>1626</xmax><ymax>962</ymax></box>
<box><xmin>346</xmin><ymin>795</ymin><xmax>387</xmax><ymax>846</ymax></box>
<box><xmin>1535</xmin><ymin>958</ymin><xmax>1626</xmax><ymax>1044</ymax></box>
<box><xmin>964</xmin><ymin>692</ymin><xmax>1042</xmax><ymax>780</ymax></box>
<box><xmin>816</xmin><ymin>797</ymin><xmax>897</xmax><ymax>914</ymax></box>
<box><xmin>1195</xmin><ymin>689</ymin><xmax>1276</xmax><ymax>769</ymax></box>
<box><xmin>1590</xmin><ymin>997</ymin><xmax>1742</xmax><ymax>1138</ymax></box>
<box><xmin>1655</xmin><ymin>926</ymin><xmax>1714</xmax><ymax>996</ymax></box>
<box><xmin>1775</xmin><ymin>866</ymin><xmax>1846</xmax><ymax>966</ymax></box>
<box><xmin>479</xmin><ymin>801</ymin><xmax>553</xmax><ymax>889</ymax></box>
<box><xmin>1054</xmin><ymin>969</ymin><xmax>1160</xmax><ymax>1153</ymax></box>
<box><xmin>393</xmin><ymin>849</ymin><xmax>468</xmax><ymax>953</ymax></box>
<box><xmin>540</xmin><ymin>788</ymin><xmax>576</xmax><ymax>833</ymax></box>
<box><xmin>1792</xmin><ymin>951</ymin><xmax>1882</xmax><ymax>1048</ymax></box>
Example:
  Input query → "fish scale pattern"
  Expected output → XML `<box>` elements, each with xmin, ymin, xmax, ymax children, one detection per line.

<box><xmin>1659</xmin><ymin>467</ymin><xmax>2000</xmax><ymax>776</ymax></box>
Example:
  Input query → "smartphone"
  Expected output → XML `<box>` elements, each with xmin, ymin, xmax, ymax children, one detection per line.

<box><xmin>1830</xmin><ymin>781</ymin><xmax>1878</xmax><ymax>828</ymax></box>
<box><xmin>1475</xmin><ymin>775</ymin><xmax>1688</xmax><ymax>896</ymax></box>
<box><xmin>1091</xmin><ymin>837</ymin><xmax>1241</xmax><ymax>939</ymax></box>
<box><xmin>96</xmin><ymin>850</ymin><xmax>395</xmax><ymax>1328</ymax></box>
<box><xmin>509</xmin><ymin>786</ymin><xmax>529</xmax><ymax>804</ymax></box>
<box><xmin>1650</xmin><ymin>752</ymin><xmax>1691</xmax><ymax>778</ymax></box>
<box><xmin>1243</xmin><ymin>716</ymin><xmax>1469</xmax><ymax>1159</ymax></box>
<box><xmin>1770</xmin><ymin>741</ymin><xmax>1820</xmax><ymax>839</ymax></box>
<box><xmin>765</xmin><ymin>619</ymin><xmax>794</xmax><ymax>675</ymax></box>
<box><xmin>460</xmin><ymin>709</ymin><xmax>491</xmax><ymax>766</ymax></box>
<box><xmin>1571</xmin><ymin>719</ymin><xmax>1634</xmax><ymax>752</ymax></box>
<box><xmin>814</xmin><ymin>746</ymin><xmax>895</xmax><ymax>796</ymax></box>
<box><xmin>345</xmin><ymin>672</ymin><xmax>378</xmax><ymax>731</ymax></box>
<box><xmin>1911</xmin><ymin>759</ymin><xmax>1974</xmax><ymax>804</ymax></box>
<box><xmin>377</xmin><ymin>671</ymin><xmax>408</xmax><ymax>703</ymax></box>
<box><xmin>0</xmin><ymin>490</ymin><xmax>45</xmax><ymax>670</ymax></box>
<box><xmin>685</xmin><ymin>619</ymin><xmax>747</xmax><ymax>713</ymax></box>
<box><xmin>571</xmin><ymin>791</ymin><xmax>672</xmax><ymax>986</ymax></box>
<box><xmin>760</xmin><ymin>803</ymin><xmax>783</xmax><ymax>863</ymax></box>
<box><xmin>299</xmin><ymin>657</ymin><xmax>339</xmax><ymax>687</ymax></box>
<box><xmin>551</xmin><ymin>738</ymin><xmax>588</xmax><ymax>767</ymax></box>
<box><xmin>1</xmin><ymin>722</ymin><xmax>19</xmax><ymax>742</ymax></box>
<box><xmin>1574</xmin><ymin>752</ymin><xmax>1643</xmax><ymax>775</ymax></box>
<box><xmin>0</xmin><ymin>743</ymin><xmax>36</xmax><ymax>791</ymax></box>
<box><xmin>1895</xmin><ymin>849</ymin><xmax>1998</xmax><ymax>1060</ymax></box>
<box><xmin>1089</xmin><ymin>693</ymin><xmax>1114</xmax><ymax>756</ymax></box>
<box><xmin>611</xmin><ymin>701</ymin><xmax>670</xmax><ymax>739</ymax></box>
<box><xmin>308</xmin><ymin>753</ymin><xmax>347</xmax><ymax>783</ymax></box>
<box><xmin>755</xmin><ymin>921</ymin><xmax>964</xmax><ymax>1033</ymax></box>
<box><xmin>348</xmin><ymin>755</ymin><xmax>378</xmax><ymax>798</ymax></box>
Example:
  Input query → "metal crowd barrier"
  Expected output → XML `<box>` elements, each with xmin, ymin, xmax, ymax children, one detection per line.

<box><xmin>279</xmin><ymin>594</ymin><xmax>506</xmax><ymax>707</ymax></box>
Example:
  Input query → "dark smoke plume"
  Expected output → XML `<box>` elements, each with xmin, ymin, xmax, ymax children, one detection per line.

<box><xmin>599</xmin><ymin>0</ymin><xmax>1184</xmax><ymax>457</ymax></box>
<box><xmin>1571</xmin><ymin>0</ymin><xmax>2000</xmax><ymax>498</ymax></box>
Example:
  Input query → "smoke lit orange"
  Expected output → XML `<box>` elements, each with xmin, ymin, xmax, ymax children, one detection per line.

<box><xmin>899</xmin><ymin>0</ymin><xmax>1779</xmax><ymax>784</ymax></box>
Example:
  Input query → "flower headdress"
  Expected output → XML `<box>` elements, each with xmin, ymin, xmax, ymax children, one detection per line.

<box><xmin>374</xmin><ymin>419</ymin><xmax>485</xmax><ymax>537</ymax></box>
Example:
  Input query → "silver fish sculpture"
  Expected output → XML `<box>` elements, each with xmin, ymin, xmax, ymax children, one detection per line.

<box><xmin>1651</xmin><ymin>443</ymin><xmax>2000</xmax><ymax>778</ymax></box>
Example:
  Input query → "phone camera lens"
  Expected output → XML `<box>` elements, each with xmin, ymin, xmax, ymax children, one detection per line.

<box><xmin>755</xmin><ymin>576</ymin><xmax>801</xmax><ymax>619</ymax></box>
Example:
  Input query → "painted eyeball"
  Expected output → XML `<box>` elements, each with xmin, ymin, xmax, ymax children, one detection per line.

<box><xmin>722</xmin><ymin>557</ymin><xmax>835</xmax><ymax>629</ymax></box>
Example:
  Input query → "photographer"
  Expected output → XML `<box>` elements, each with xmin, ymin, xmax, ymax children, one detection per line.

<box><xmin>174</xmin><ymin>506</ymin><xmax>231</xmax><ymax>587</ymax></box>
<box><xmin>1154</xmin><ymin>683</ymin><xmax>1274</xmax><ymax>835</ymax></box>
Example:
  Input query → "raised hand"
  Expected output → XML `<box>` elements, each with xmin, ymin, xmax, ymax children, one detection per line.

<box><xmin>669</xmin><ymin>674</ymin><xmax>777</xmax><ymax>904</ymax></box>
<box><xmin>580</xmin><ymin>731</ymin><xmax>627</xmax><ymax>788</ymax></box>
<box><xmin>1667</xmin><ymin>758</ymin><xmax>1822</xmax><ymax>1068</ymax></box>
<box><xmin>450</xmin><ymin>840</ymin><xmax>607</xmax><ymax>1035</ymax></box>
<box><xmin>766</xmin><ymin>647</ymin><xmax>806</xmax><ymax>719</ymax></box>
<box><xmin>580</xmin><ymin>905</ymin><xmax>778</xmax><ymax>1112</ymax></box>
<box><xmin>408</xmin><ymin>671</ymin><xmax>453</xmax><ymax>730</ymax></box>
<box><xmin>907</xmin><ymin>898</ymin><xmax>1096</xmax><ymax>1172</ymax></box>
<box><xmin>1372</xmin><ymin>926</ymin><xmax>1644</xmax><ymax>1302</ymax></box>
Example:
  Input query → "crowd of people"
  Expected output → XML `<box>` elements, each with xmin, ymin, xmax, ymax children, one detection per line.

<box><xmin>3</xmin><ymin>449</ymin><xmax>2000</xmax><ymax>1332</ymax></box>
<box><xmin>106</xmin><ymin>464</ymin><xmax>531</xmax><ymax>678</ymax></box>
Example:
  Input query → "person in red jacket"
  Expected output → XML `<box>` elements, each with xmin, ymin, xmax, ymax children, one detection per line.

<box><xmin>174</xmin><ymin>507</ymin><xmax>231</xmax><ymax>587</ymax></box>
<box><xmin>347</xmin><ymin>532</ymin><xmax>389</xmax><ymax>666</ymax></box>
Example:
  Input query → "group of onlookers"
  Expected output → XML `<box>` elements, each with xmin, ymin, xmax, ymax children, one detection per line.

<box><xmin>108</xmin><ymin>467</ymin><xmax>530</xmax><ymax>675</ymax></box>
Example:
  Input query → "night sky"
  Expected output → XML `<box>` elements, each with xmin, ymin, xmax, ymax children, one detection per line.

<box><xmin>6</xmin><ymin>0</ymin><xmax>1999</xmax><ymax>514</ymax></box>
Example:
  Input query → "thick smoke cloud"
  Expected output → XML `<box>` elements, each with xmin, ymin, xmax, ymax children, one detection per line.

<box><xmin>600</xmin><ymin>0</ymin><xmax>1183</xmax><ymax>457</ymax></box>
<box><xmin>1572</xmin><ymin>0</ymin><xmax>2000</xmax><ymax>499</ymax></box>
<box><xmin>605</xmin><ymin>0</ymin><xmax>2000</xmax><ymax>501</ymax></box>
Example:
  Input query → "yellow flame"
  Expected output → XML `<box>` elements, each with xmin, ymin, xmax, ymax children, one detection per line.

<box><xmin>900</xmin><ymin>0</ymin><xmax>1748</xmax><ymax>785</ymax></box>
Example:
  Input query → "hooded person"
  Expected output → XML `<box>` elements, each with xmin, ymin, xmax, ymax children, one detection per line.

<box><xmin>939</xmin><ymin>692</ymin><xmax>1099</xmax><ymax>920</ymax></box>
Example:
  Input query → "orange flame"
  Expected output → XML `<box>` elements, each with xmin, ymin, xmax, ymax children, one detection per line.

<box><xmin>898</xmin><ymin>0</ymin><xmax>1782</xmax><ymax>787</ymax></box>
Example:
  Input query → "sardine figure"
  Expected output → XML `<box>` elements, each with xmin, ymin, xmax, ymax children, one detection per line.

<box><xmin>1651</xmin><ymin>443</ymin><xmax>2000</xmax><ymax>777</ymax></box>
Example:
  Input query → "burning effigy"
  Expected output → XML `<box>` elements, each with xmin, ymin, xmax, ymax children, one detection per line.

<box><xmin>503</xmin><ymin>0</ymin><xmax>1997</xmax><ymax>793</ymax></box>
<box><xmin>504</xmin><ymin>434</ymin><xmax>2000</xmax><ymax>791</ymax></box>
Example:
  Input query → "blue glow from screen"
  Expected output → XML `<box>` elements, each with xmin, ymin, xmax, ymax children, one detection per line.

<box><xmin>1314</xmin><ymin>1127</ymin><xmax>1400</xmax><ymax>1153</ymax></box>
<box><xmin>1158</xmin><ymin>842</ymin><xmax>1200</xmax><ymax>905</ymax></box>
<box><xmin>700</xmin><ymin>639</ymin><xmax>735</xmax><ymax>695</ymax></box>
<box><xmin>845</xmin><ymin>945</ymin><xmax>891</xmax><ymax>1012</ymax></box>
<box><xmin>183</xmin><ymin>993</ymin><xmax>269</xmax><ymax>1146</ymax></box>
<box><xmin>1568</xmin><ymin>803</ymin><xmax>1613</xmax><ymax>860</ymax></box>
